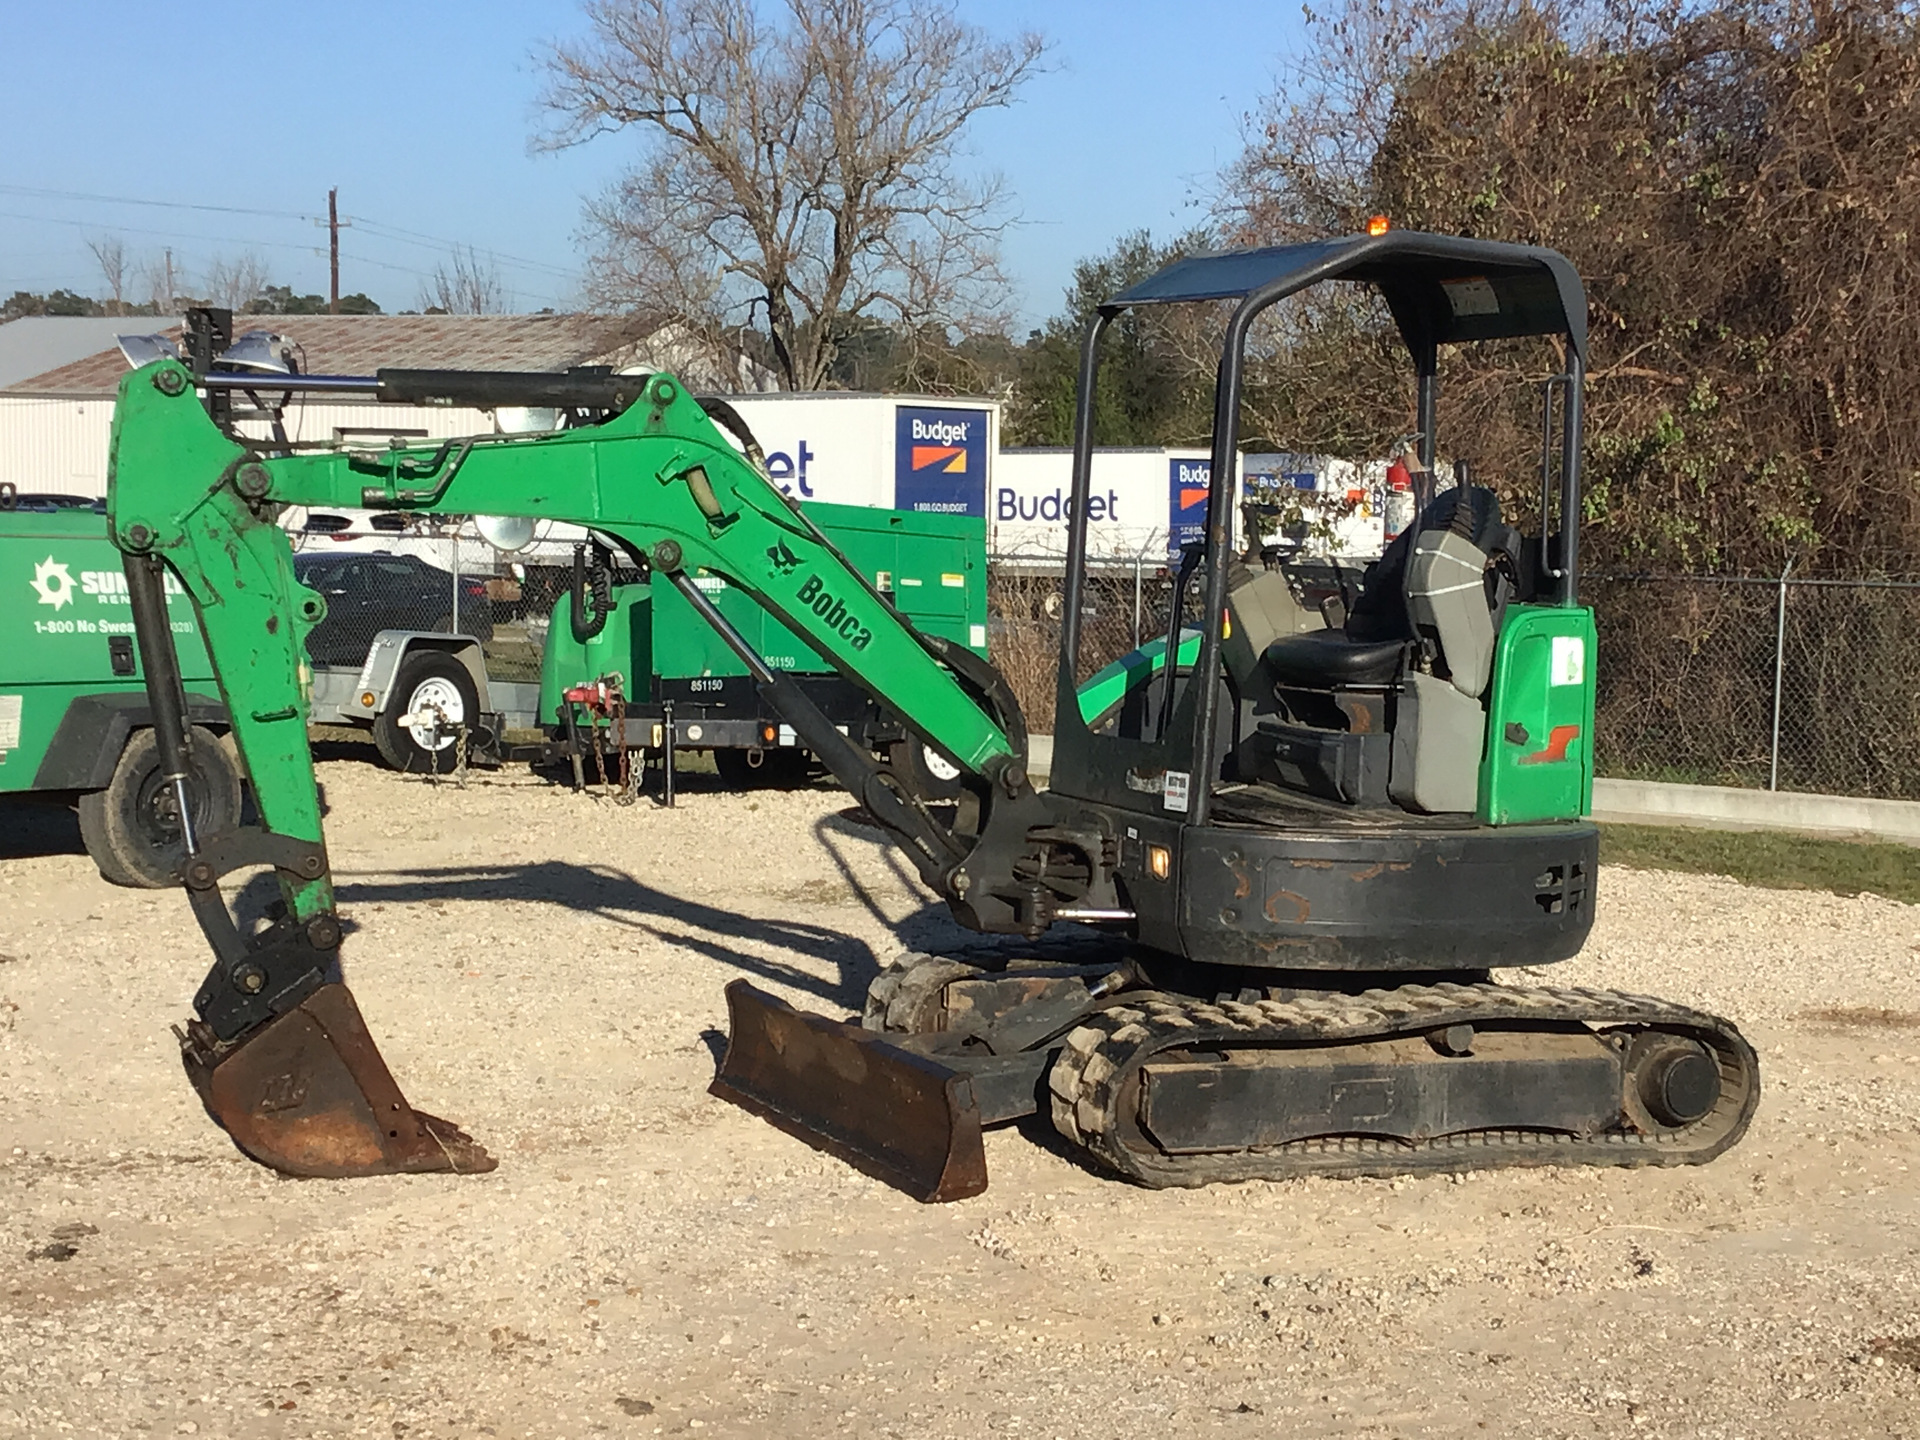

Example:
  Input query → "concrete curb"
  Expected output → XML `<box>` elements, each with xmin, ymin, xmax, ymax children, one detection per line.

<box><xmin>1024</xmin><ymin>736</ymin><xmax>1918</xmax><ymax>844</ymax></box>
<box><xmin>1591</xmin><ymin>777</ymin><xmax>1920</xmax><ymax>844</ymax></box>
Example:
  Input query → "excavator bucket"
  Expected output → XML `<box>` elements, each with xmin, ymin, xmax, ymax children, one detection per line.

<box><xmin>711</xmin><ymin>980</ymin><xmax>988</xmax><ymax>1203</ymax></box>
<box><xmin>178</xmin><ymin>983</ymin><xmax>497</xmax><ymax>1179</ymax></box>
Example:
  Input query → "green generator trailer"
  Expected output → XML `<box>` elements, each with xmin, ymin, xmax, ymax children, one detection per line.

<box><xmin>0</xmin><ymin>499</ymin><xmax>244</xmax><ymax>886</ymax></box>
<box><xmin>538</xmin><ymin>500</ymin><xmax>988</xmax><ymax>794</ymax></box>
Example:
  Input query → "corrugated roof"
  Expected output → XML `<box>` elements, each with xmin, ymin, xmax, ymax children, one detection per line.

<box><xmin>4</xmin><ymin>313</ymin><xmax>629</xmax><ymax>396</ymax></box>
<box><xmin>0</xmin><ymin>316</ymin><xmax>185</xmax><ymax>389</ymax></box>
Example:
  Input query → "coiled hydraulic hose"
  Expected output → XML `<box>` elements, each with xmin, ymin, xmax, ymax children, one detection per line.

<box><xmin>570</xmin><ymin>542</ymin><xmax>615</xmax><ymax>643</ymax></box>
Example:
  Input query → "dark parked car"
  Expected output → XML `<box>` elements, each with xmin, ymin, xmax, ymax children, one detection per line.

<box><xmin>291</xmin><ymin>551</ymin><xmax>492</xmax><ymax>666</ymax></box>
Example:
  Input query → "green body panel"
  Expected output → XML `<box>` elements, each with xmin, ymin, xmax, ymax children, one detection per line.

<box><xmin>540</xmin><ymin>589</ymin><xmax>651</xmax><ymax>716</ymax></box>
<box><xmin>1075</xmin><ymin>631</ymin><xmax>1200</xmax><ymax>726</ymax></box>
<box><xmin>0</xmin><ymin>508</ymin><xmax>214</xmax><ymax>793</ymax></box>
<box><xmin>1477</xmin><ymin>603</ymin><xmax>1598</xmax><ymax>824</ymax></box>
<box><xmin>1073</xmin><ymin>606</ymin><xmax>1595</xmax><ymax>827</ymax></box>
<box><xmin>106</xmin><ymin>361</ymin><xmax>1017</xmax><ymax>923</ymax></box>
<box><xmin>538</xmin><ymin>501</ymin><xmax>986</xmax><ymax>715</ymax></box>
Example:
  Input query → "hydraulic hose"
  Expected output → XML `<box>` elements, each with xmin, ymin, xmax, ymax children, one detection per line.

<box><xmin>570</xmin><ymin>542</ymin><xmax>614</xmax><ymax>643</ymax></box>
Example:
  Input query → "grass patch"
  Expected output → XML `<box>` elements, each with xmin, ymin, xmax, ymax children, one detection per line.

<box><xmin>1599</xmin><ymin>822</ymin><xmax>1920</xmax><ymax>904</ymax></box>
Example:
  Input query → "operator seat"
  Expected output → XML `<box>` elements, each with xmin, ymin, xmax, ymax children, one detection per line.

<box><xmin>1262</xmin><ymin>485</ymin><xmax>1521</xmax><ymax>693</ymax></box>
<box><xmin>1244</xmin><ymin>484</ymin><xmax>1530</xmax><ymax>813</ymax></box>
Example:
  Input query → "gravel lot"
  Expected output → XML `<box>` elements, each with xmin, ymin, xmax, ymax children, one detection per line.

<box><xmin>3</xmin><ymin>755</ymin><xmax>1920</xmax><ymax>1438</ymax></box>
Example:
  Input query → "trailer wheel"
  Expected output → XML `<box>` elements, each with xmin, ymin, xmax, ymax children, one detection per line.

<box><xmin>888</xmin><ymin>737</ymin><xmax>964</xmax><ymax>801</ymax></box>
<box><xmin>714</xmin><ymin>747</ymin><xmax>813</xmax><ymax>789</ymax></box>
<box><xmin>77</xmin><ymin>725</ymin><xmax>243</xmax><ymax>888</ymax></box>
<box><xmin>373</xmin><ymin>652</ymin><xmax>480</xmax><ymax>773</ymax></box>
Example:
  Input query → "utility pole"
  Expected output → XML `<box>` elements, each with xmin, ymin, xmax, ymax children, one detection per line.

<box><xmin>328</xmin><ymin>187</ymin><xmax>340</xmax><ymax>314</ymax></box>
<box><xmin>163</xmin><ymin>248</ymin><xmax>174</xmax><ymax>313</ymax></box>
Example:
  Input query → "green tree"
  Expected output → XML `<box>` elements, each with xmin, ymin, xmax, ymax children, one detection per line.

<box><xmin>1225</xmin><ymin>0</ymin><xmax>1920</xmax><ymax>575</ymax></box>
<box><xmin>1007</xmin><ymin>229</ymin><xmax>1216</xmax><ymax>447</ymax></box>
<box><xmin>245</xmin><ymin>286</ymin><xmax>384</xmax><ymax>316</ymax></box>
<box><xmin>3</xmin><ymin>289</ymin><xmax>105</xmax><ymax>320</ymax></box>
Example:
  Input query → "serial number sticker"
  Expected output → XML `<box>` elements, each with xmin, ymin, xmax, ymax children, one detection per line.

<box><xmin>0</xmin><ymin>694</ymin><xmax>21</xmax><ymax>753</ymax></box>
<box><xmin>1550</xmin><ymin>635</ymin><xmax>1586</xmax><ymax>687</ymax></box>
<box><xmin>1163</xmin><ymin>769</ymin><xmax>1191</xmax><ymax>813</ymax></box>
<box><xmin>1442</xmin><ymin>276</ymin><xmax>1500</xmax><ymax>316</ymax></box>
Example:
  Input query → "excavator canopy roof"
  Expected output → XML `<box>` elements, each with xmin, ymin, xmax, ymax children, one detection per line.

<box><xmin>1105</xmin><ymin>230</ymin><xmax>1588</xmax><ymax>363</ymax></box>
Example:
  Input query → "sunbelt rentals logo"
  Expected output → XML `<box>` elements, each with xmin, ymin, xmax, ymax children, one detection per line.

<box><xmin>894</xmin><ymin>405</ymin><xmax>987</xmax><ymax>517</ymax></box>
<box><xmin>24</xmin><ymin>556</ymin><xmax>183</xmax><ymax>610</ymax></box>
<box><xmin>30</xmin><ymin>556</ymin><xmax>75</xmax><ymax>610</ymax></box>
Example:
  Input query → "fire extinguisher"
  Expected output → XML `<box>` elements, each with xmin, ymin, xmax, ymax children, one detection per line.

<box><xmin>1383</xmin><ymin>454</ymin><xmax>1418</xmax><ymax>545</ymax></box>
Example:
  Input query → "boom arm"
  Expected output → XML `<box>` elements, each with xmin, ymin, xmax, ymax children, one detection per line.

<box><xmin>107</xmin><ymin>360</ymin><xmax>1099</xmax><ymax>937</ymax></box>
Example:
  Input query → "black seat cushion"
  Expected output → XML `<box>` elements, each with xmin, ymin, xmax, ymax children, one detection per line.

<box><xmin>1263</xmin><ymin>628</ymin><xmax>1410</xmax><ymax>687</ymax></box>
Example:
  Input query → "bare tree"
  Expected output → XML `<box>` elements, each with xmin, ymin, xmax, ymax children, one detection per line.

<box><xmin>539</xmin><ymin>0</ymin><xmax>1044</xmax><ymax>391</ymax></box>
<box><xmin>87</xmin><ymin>236</ymin><xmax>129</xmax><ymax>316</ymax></box>
<box><xmin>419</xmin><ymin>245</ymin><xmax>507</xmax><ymax>314</ymax></box>
<box><xmin>137</xmin><ymin>250</ymin><xmax>177</xmax><ymax>313</ymax></box>
<box><xmin>203</xmin><ymin>252</ymin><xmax>272</xmax><ymax>312</ymax></box>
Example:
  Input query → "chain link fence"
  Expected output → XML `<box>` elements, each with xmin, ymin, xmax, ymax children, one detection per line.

<box><xmin>285</xmin><ymin>514</ymin><xmax>560</xmax><ymax>683</ymax></box>
<box><xmin>1587</xmin><ymin>574</ymin><xmax>1920</xmax><ymax>799</ymax></box>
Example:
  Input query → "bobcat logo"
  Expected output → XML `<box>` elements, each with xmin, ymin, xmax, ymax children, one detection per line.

<box><xmin>766</xmin><ymin>539</ymin><xmax>802</xmax><ymax>575</ymax></box>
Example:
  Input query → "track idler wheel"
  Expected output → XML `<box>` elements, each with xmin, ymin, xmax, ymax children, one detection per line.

<box><xmin>177</xmin><ymin>983</ymin><xmax>497</xmax><ymax>1179</ymax></box>
<box><xmin>1627</xmin><ymin>1034</ymin><xmax>1722</xmax><ymax>1128</ymax></box>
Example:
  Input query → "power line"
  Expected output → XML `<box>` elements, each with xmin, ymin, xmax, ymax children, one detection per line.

<box><xmin>0</xmin><ymin>188</ymin><xmax>581</xmax><ymax>310</ymax></box>
<box><xmin>0</xmin><ymin>208</ymin><xmax>324</xmax><ymax>255</ymax></box>
<box><xmin>0</xmin><ymin>184</ymin><xmax>318</xmax><ymax>222</ymax></box>
<box><xmin>350</xmin><ymin>219</ymin><xmax>581</xmax><ymax>282</ymax></box>
<box><xmin>0</xmin><ymin>183</ymin><xmax>582</xmax><ymax>282</ymax></box>
<box><xmin>335</xmin><ymin>249</ymin><xmax>569</xmax><ymax>310</ymax></box>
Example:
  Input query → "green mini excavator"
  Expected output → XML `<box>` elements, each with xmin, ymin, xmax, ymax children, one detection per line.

<box><xmin>104</xmin><ymin>231</ymin><xmax>1757</xmax><ymax>1197</ymax></box>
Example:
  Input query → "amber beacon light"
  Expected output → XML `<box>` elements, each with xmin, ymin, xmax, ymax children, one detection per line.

<box><xmin>1366</xmin><ymin>214</ymin><xmax>1391</xmax><ymax>236</ymax></box>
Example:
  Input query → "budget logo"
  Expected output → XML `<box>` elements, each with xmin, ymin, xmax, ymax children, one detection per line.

<box><xmin>1169</xmin><ymin>459</ymin><xmax>1211</xmax><ymax>556</ymax></box>
<box><xmin>895</xmin><ymin>406</ymin><xmax>987</xmax><ymax>517</ymax></box>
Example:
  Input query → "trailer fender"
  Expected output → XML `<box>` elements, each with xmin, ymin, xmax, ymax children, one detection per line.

<box><xmin>323</xmin><ymin>631</ymin><xmax>491</xmax><ymax>725</ymax></box>
<box><xmin>33</xmin><ymin>691</ymin><xmax>229</xmax><ymax>791</ymax></box>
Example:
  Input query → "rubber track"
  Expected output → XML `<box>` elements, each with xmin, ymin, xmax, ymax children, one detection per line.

<box><xmin>864</xmin><ymin>941</ymin><xmax>1119</xmax><ymax>1034</ymax></box>
<box><xmin>864</xmin><ymin>953</ymin><xmax>981</xmax><ymax>1033</ymax></box>
<box><xmin>1047</xmin><ymin>982</ymin><xmax>1760</xmax><ymax>1188</ymax></box>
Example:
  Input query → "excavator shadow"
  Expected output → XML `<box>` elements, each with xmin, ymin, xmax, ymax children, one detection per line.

<box><xmin>0</xmin><ymin>796</ymin><xmax>86</xmax><ymax>862</ymax></box>
<box><xmin>326</xmin><ymin>860</ymin><xmax>925</xmax><ymax>1011</ymax></box>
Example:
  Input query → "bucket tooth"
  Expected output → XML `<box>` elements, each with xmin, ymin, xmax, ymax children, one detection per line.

<box><xmin>711</xmin><ymin>979</ymin><xmax>988</xmax><ymax>1203</ymax></box>
<box><xmin>179</xmin><ymin>982</ymin><xmax>496</xmax><ymax>1179</ymax></box>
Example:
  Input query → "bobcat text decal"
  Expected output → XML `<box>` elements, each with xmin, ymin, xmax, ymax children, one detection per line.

<box><xmin>796</xmin><ymin>574</ymin><xmax>874</xmax><ymax>651</ymax></box>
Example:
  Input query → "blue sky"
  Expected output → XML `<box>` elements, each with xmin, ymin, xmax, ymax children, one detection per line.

<box><xmin>0</xmin><ymin>1</ymin><xmax>1307</xmax><ymax>328</ymax></box>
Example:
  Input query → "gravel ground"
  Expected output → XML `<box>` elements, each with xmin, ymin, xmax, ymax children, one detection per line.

<box><xmin>3</xmin><ymin>757</ymin><xmax>1920</xmax><ymax>1438</ymax></box>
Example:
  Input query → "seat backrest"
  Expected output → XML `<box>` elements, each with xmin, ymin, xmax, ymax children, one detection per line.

<box><xmin>1345</xmin><ymin>485</ymin><xmax>1504</xmax><ymax>643</ymax></box>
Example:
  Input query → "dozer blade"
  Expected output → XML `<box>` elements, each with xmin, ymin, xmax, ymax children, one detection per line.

<box><xmin>178</xmin><ymin>982</ymin><xmax>497</xmax><ymax>1179</ymax></box>
<box><xmin>710</xmin><ymin>980</ymin><xmax>987</xmax><ymax>1203</ymax></box>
